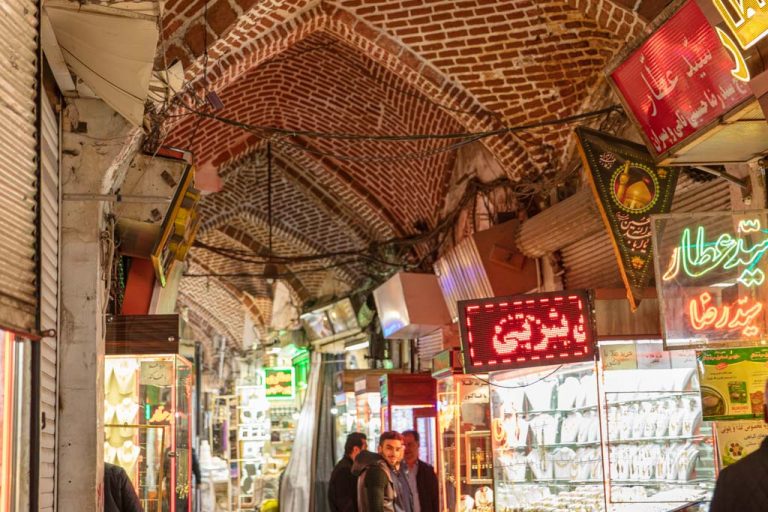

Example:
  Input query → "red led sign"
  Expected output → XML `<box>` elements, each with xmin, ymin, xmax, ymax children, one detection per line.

<box><xmin>458</xmin><ymin>290</ymin><xmax>596</xmax><ymax>373</ymax></box>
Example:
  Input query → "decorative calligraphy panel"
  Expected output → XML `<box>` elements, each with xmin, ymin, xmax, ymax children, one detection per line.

<box><xmin>608</xmin><ymin>0</ymin><xmax>751</xmax><ymax>160</ymax></box>
<box><xmin>576</xmin><ymin>127</ymin><xmax>679</xmax><ymax>310</ymax></box>
<box><xmin>458</xmin><ymin>290</ymin><xmax>596</xmax><ymax>373</ymax></box>
<box><xmin>651</xmin><ymin>210</ymin><xmax>768</xmax><ymax>349</ymax></box>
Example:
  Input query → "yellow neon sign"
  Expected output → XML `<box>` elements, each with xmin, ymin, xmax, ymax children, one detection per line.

<box><xmin>713</xmin><ymin>0</ymin><xmax>768</xmax><ymax>49</ymax></box>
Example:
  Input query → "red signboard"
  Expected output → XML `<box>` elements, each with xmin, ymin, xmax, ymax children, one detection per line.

<box><xmin>608</xmin><ymin>0</ymin><xmax>751</xmax><ymax>159</ymax></box>
<box><xmin>458</xmin><ymin>290</ymin><xmax>596</xmax><ymax>373</ymax></box>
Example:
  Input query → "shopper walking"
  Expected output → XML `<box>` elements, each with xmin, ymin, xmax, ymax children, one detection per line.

<box><xmin>329</xmin><ymin>432</ymin><xmax>368</xmax><ymax>512</ymax></box>
<box><xmin>104</xmin><ymin>462</ymin><xmax>143</xmax><ymax>512</ymax></box>
<box><xmin>710</xmin><ymin>379</ymin><xmax>768</xmax><ymax>512</ymax></box>
<box><xmin>352</xmin><ymin>431</ymin><xmax>413</xmax><ymax>512</ymax></box>
<box><xmin>401</xmin><ymin>430</ymin><xmax>438</xmax><ymax>512</ymax></box>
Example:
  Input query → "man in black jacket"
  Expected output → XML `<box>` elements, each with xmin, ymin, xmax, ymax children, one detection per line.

<box><xmin>352</xmin><ymin>431</ymin><xmax>413</xmax><ymax>512</ymax></box>
<box><xmin>104</xmin><ymin>462</ymin><xmax>143</xmax><ymax>512</ymax></box>
<box><xmin>710</xmin><ymin>379</ymin><xmax>768</xmax><ymax>512</ymax></box>
<box><xmin>329</xmin><ymin>432</ymin><xmax>367</xmax><ymax>512</ymax></box>
<box><xmin>402</xmin><ymin>430</ymin><xmax>438</xmax><ymax>512</ymax></box>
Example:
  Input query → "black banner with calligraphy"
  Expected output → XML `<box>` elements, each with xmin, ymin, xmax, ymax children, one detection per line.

<box><xmin>575</xmin><ymin>127</ymin><xmax>679</xmax><ymax>310</ymax></box>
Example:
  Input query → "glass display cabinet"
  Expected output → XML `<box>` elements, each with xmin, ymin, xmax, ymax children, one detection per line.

<box><xmin>355</xmin><ymin>373</ymin><xmax>389</xmax><ymax>446</ymax></box>
<box><xmin>236</xmin><ymin>384</ymin><xmax>270</xmax><ymax>509</ymax></box>
<box><xmin>433</xmin><ymin>350</ymin><xmax>494</xmax><ymax>512</ymax></box>
<box><xmin>599</xmin><ymin>341</ymin><xmax>716</xmax><ymax>512</ymax></box>
<box><xmin>104</xmin><ymin>354</ymin><xmax>193</xmax><ymax>512</ymax></box>
<box><xmin>333</xmin><ymin>370</ymin><xmax>361</xmax><ymax>462</ymax></box>
<box><xmin>380</xmin><ymin>373</ymin><xmax>438</xmax><ymax>466</ymax></box>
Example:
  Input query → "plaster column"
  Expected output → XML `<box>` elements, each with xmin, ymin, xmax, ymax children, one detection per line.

<box><xmin>57</xmin><ymin>99</ymin><xmax>141</xmax><ymax>511</ymax></box>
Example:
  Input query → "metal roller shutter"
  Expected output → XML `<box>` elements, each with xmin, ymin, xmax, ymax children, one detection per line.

<box><xmin>562</xmin><ymin>174</ymin><xmax>733</xmax><ymax>289</ymax></box>
<box><xmin>38</xmin><ymin>91</ymin><xmax>58</xmax><ymax>512</ymax></box>
<box><xmin>0</xmin><ymin>0</ymin><xmax>38</xmax><ymax>332</ymax></box>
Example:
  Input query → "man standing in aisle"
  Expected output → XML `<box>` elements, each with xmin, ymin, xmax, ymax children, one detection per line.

<box><xmin>710</xmin><ymin>379</ymin><xmax>768</xmax><ymax>511</ymax></box>
<box><xmin>352</xmin><ymin>431</ymin><xmax>413</xmax><ymax>512</ymax></box>
<box><xmin>401</xmin><ymin>430</ymin><xmax>439</xmax><ymax>512</ymax></box>
<box><xmin>329</xmin><ymin>432</ymin><xmax>368</xmax><ymax>512</ymax></box>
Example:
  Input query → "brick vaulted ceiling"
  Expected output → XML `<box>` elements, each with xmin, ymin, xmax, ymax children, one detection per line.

<box><xmin>161</xmin><ymin>0</ymin><xmax>654</xmax><ymax>343</ymax></box>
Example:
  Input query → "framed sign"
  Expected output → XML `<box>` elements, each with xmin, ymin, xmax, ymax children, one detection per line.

<box><xmin>651</xmin><ymin>210</ymin><xmax>768</xmax><ymax>349</ymax></box>
<box><xmin>264</xmin><ymin>367</ymin><xmax>295</xmax><ymax>401</ymax></box>
<box><xmin>607</xmin><ymin>0</ymin><xmax>751</xmax><ymax>161</ymax></box>
<box><xmin>458</xmin><ymin>290</ymin><xmax>596</xmax><ymax>373</ymax></box>
<box><xmin>698</xmin><ymin>347</ymin><xmax>768</xmax><ymax>421</ymax></box>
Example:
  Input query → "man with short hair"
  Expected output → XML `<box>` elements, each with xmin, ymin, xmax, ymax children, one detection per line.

<box><xmin>352</xmin><ymin>431</ymin><xmax>413</xmax><ymax>512</ymax></box>
<box><xmin>401</xmin><ymin>430</ymin><xmax>439</xmax><ymax>512</ymax></box>
<box><xmin>329</xmin><ymin>432</ymin><xmax>368</xmax><ymax>512</ymax></box>
<box><xmin>710</xmin><ymin>379</ymin><xmax>768</xmax><ymax>511</ymax></box>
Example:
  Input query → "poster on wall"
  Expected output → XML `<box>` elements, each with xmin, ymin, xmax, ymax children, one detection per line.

<box><xmin>264</xmin><ymin>368</ymin><xmax>296</xmax><ymax>401</ymax></box>
<box><xmin>651</xmin><ymin>210</ymin><xmax>768</xmax><ymax>349</ymax></box>
<box><xmin>698</xmin><ymin>347</ymin><xmax>768</xmax><ymax>421</ymax></box>
<box><xmin>576</xmin><ymin>127</ymin><xmax>679</xmax><ymax>310</ymax></box>
<box><xmin>715</xmin><ymin>420</ymin><xmax>768</xmax><ymax>468</ymax></box>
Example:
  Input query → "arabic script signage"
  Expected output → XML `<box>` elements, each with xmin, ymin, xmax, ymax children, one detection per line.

<box><xmin>697</xmin><ymin>346</ymin><xmax>768</xmax><ymax>420</ymax></box>
<box><xmin>264</xmin><ymin>367</ymin><xmax>295</xmax><ymax>400</ymax></box>
<box><xmin>576</xmin><ymin>127</ymin><xmax>679</xmax><ymax>309</ymax></box>
<box><xmin>715</xmin><ymin>420</ymin><xmax>768</xmax><ymax>468</ymax></box>
<box><xmin>458</xmin><ymin>290</ymin><xmax>596</xmax><ymax>373</ymax></box>
<box><xmin>651</xmin><ymin>211</ymin><xmax>768</xmax><ymax>349</ymax></box>
<box><xmin>608</xmin><ymin>0</ymin><xmax>751</xmax><ymax>159</ymax></box>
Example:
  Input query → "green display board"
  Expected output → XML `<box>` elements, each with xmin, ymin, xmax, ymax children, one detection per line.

<box><xmin>264</xmin><ymin>367</ymin><xmax>295</xmax><ymax>400</ymax></box>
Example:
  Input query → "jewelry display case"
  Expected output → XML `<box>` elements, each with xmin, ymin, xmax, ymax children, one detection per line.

<box><xmin>380</xmin><ymin>373</ymin><xmax>437</xmax><ymax>466</ymax></box>
<box><xmin>355</xmin><ymin>375</ymin><xmax>383</xmax><ymax>445</ymax></box>
<box><xmin>104</xmin><ymin>354</ymin><xmax>193</xmax><ymax>512</ymax></box>
<box><xmin>489</xmin><ymin>362</ymin><xmax>605</xmax><ymax>512</ymax></box>
<box><xmin>600</xmin><ymin>342</ymin><xmax>716</xmax><ymax>512</ymax></box>
<box><xmin>235</xmin><ymin>384</ymin><xmax>270</xmax><ymax>509</ymax></box>
<box><xmin>434</xmin><ymin>353</ymin><xmax>494</xmax><ymax>512</ymax></box>
<box><xmin>333</xmin><ymin>391</ymin><xmax>357</xmax><ymax>462</ymax></box>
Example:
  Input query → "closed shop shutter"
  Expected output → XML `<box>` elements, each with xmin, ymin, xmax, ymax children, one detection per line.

<box><xmin>38</xmin><ymin>91</ymin><xmax>58</xmax><ymax>512</ymax></box>
<box><xmin>0</xmin><ymin>0</ymin><xmax>38</xmax><ymax>332</ymax></box>
<box><xmin>562</xmin><ymin>174</ymin><xmax>732</xmax><ymax>289</ymax></box>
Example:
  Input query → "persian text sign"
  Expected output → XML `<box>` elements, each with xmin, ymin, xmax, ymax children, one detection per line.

<box><xmin>697</xmin><ymin>347</ymin><xmax>768</xmax><ymax>420</ymax></box>
<box><xmin>458</xmin><ymin>290</ymin><xmax>596</xmax><ymax>373</ymax></box>
<box><xmin>609</xmin><ymin>0</ymin><xmax>751</xmax><ymax>158</ymax></box>
<box><xmin>715</xmin><ymin>420</ymin><xmax>768</xmax><ymax>468</ymax></box>
<box><xmin>651</xmin><ymin>211</ymin><xmax>768</xmax><ymax>349</ymax></box>
<box><xmin>576</xmin><ymin>128</ymin><xmax>679</xmax><ymax>309</ymax></box>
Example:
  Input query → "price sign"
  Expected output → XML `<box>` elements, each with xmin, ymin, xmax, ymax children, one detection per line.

<box><xmin>458</xmin><ymin>290</ymin><xmax>596</xmax><ymax>373</ymax></box>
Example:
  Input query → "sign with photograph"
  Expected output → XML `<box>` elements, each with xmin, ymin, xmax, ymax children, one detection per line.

<box><xmin>608</xmin><ymin>0</ymin><xmax>751</xmax><ymax>159</ymax></box>
<box><xmin>715</xmin><ymin>420</ymin><xmax>768</xmax><ymax>468</ymax></box>
<box><xmin>651</xmin><ymin>210</ymin><xmax>768</xmax><ymax>349</ymax></box>
<box><xmin>264</xmin><ymin>367</ymin><xmax>296</xmax><ymax>400</ymax></box>
<box><xmin>458</xmin><ymin>290</ymin><xmax>596</xmax><ymax>373</ymax></box>
<box><xmin>698</xmin><ymin>347</ymin><xmax>768</xmax><ymax>421</ymax></box>
<box><xmin>576</xmin><ymin>128</ymin><xmax>679</xmax><ymax>310</ymax></box>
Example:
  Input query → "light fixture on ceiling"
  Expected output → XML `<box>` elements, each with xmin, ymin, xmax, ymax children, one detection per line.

<box><xmin>263</xmin><ymin>262</ymin><xmax>278</xmax><ymax>285</ymax></box>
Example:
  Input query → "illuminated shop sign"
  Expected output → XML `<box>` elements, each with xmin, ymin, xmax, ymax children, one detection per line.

<box><xmin>713</xmin><ymin>0</ymin><xmax>768</xmax><ymax>50</ymax></box>
<box><xmin>651</xmin><ymin>211</ymin><xmax>768</xmax><ymax>349</ymax></box>
<box><xmin>264</xmin><ymin>368</ymin><xmax>295</xmax><ymax>400</ymax></box>
<box><xmin>458</xmin><ymin>290</ymin><xmax>596</xmax><ymax>373</ymax></box>
<box><xmin>608</xmin><ymin>0</ymin><xmax>751</xmax><ymax>159</ymax></box>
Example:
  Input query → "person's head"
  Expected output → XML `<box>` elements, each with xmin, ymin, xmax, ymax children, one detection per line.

<box><xmin>344</xmin><ymin>432</ymin><xmax>367</xmax><ymax>461</ymax></box>
<box><xmin>402</xmin><ymin>430</ymin><xmax>420</xmax><ymax>466</ymax></box>
<box><xmin>378</xmin><ymin>431</ymin><xmax>404</xmax><ymax>468</ymax></box>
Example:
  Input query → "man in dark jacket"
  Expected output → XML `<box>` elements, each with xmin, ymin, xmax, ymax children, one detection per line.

<box><xmin>401</xmin><ymin>430</ymin><xmax>439</xmax><ymax>512</ymax></box>
<box><xmin>329</xmin><ymin>432</ymin><xmax>368</xmax><ymax>512</ymax></box>
<box><xmin>104</xmin><ymin>462</ymin><xmax>143</xmax><ymax>512</ymax></box>
<box><xmin>352</xmin><ymin>431</ymin><xmax>413</xmax><ymax>512</ymax></box>
<box><xmin>710</xmin><ymin>379</ymin><xmax>768</xmax><ymax>512</ymax></box>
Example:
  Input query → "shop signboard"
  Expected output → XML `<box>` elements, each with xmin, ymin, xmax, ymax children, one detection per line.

<box><xmin>714</xmin><ymin>419</ymin><xmax>768</xmax><ymax>468</ymax></box>
<box><xmin>600</xmin><ymin>343</ymin><xmax>638</xmax><ymax>371</ymax></box>
<box><xmin>607</xmin><ymin>0</ymin><xmax>751</xmax><ymax>160</ymax></box>
<box><xmin>264</xmin><ymin>367</ymin><xmax>295</xmax><ymax>400</ymax></box>
<box><xmin>651</xmin><ymin>210</ymin><xmax>768</xmax><ymax>349</ymax></box>
<box><xmin>458</xmin><ymin>290</ymin><xmax>596</xmax><ymax>373</ymax></box>
<box><xmin>576</xmin><ymin>127</ymin><xmax>679</xmax><ymax>309</ymax></box>
<box><xmin>697</xmin><ymin>346</ymin><xmax>768</xmax><ymax>420</ymax></box>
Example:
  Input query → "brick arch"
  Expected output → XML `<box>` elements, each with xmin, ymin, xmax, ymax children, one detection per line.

<box><xmin>164</xmin><ymin>2</ymin><xmax>534</xmax><ymax>184</ymax></box>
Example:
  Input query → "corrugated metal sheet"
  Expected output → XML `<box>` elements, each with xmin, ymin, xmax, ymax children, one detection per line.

<box><xmin>38</xmin><ymin>92</ymin><xmax>58</xmax><ymax>512</ymax></box>
<box><xmin>0</xmin><ymin>0</ymin><xmax>38</xmax><ymax>331</ymax></box>
<box><xmin>417</xmin><ymin>330</ymin><xmax>444</xmax><ymax>368</ymax></box>
<box><xmin>562</xmin><ymin>174</ymin><xmax>732</xmax><ymax>289</ymax></box>
<box><xmin>434</xmin><ymin>235</ymin><xmax>493</xmax><ymax>321</ymax></box>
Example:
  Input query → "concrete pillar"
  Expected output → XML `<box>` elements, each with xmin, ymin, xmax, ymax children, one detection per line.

<box><xmin>57</xmin><ymin>99</ymin><xmax>141</xmax><ymax>511</ymax></box>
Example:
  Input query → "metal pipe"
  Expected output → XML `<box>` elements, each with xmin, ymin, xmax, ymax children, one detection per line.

<box><xmin>692</xmin><ymin>166</ymin><xmax>748</xmax><ymax>189</ymax></box>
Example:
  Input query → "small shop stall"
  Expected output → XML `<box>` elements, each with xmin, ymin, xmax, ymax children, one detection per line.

<box><xmin>355</xmin><ymin>373</ymin><xmax>385</xmax><ymax>446</ymax></box>
<box><xmin>104</xmin><ymin>353</ymin><xmax>193</xmax><ymax>512</ymax></box>
<box><xmin>433</xmin><ymin>349</ymin><xmax>494</xmax><ymax>512</ymax></box>
<box><xmin>332</xmin><ymin>369</ymin><xmax>370</xmax><ymax>462</ymax></box>
<box><xmin>234</xmin><ymin>383</ymin><xmax>270</xmax><ymax>509</ymax></box>
<box><xmin>459</xmin><ymin>290</ymin><xmax>603</xmax><ymax>511</ymax></box>
<box><xmin>379</xmin><ymin>373</ymin><xmax>438</xmax><ymax>466</ymax></box>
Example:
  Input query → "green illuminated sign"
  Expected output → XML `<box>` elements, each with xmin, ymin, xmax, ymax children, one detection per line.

<box><xmin>264</xmin><ymin>367</ymin><xmax>295</xmax><ymax>400</ymax></box>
